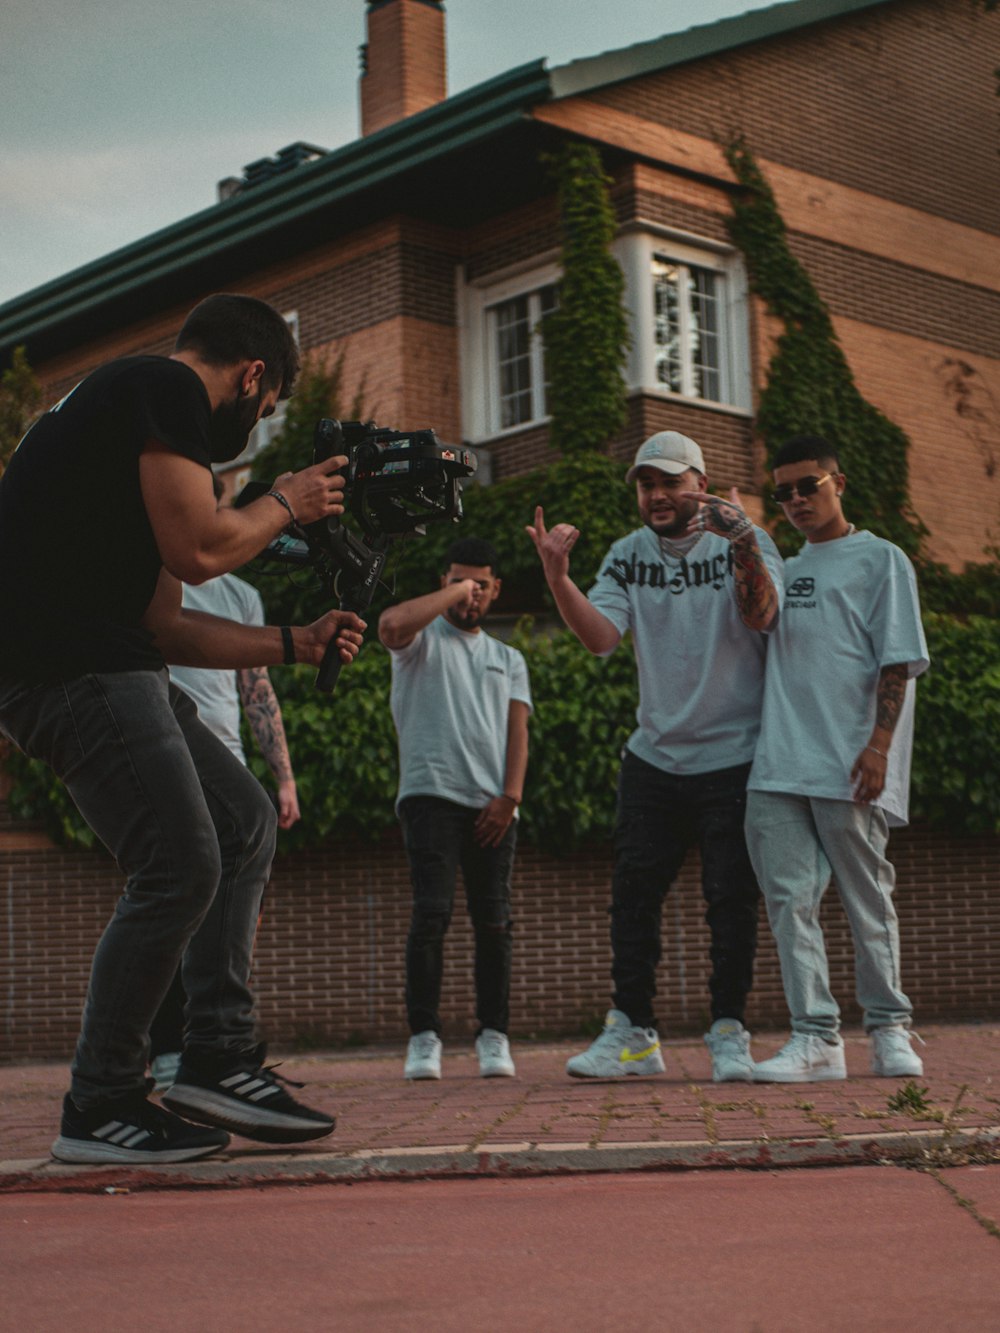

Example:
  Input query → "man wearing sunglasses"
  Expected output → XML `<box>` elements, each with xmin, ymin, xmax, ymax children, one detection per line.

<box><xmin>528</xmin><ymin>431</ymin><xmax>783</xmax><ymax>1082</ymax></box>
<box><xmin>746</xmin><ymin>434</ymin><xmax>929</xmax><ymax>1083</ymax></box>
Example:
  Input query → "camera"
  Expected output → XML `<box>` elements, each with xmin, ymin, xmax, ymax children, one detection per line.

<box><xmin>315</xmin><ymin>418</ymin><xmax>476</xmax><ymax>539</ymax></box>
<box><xmin>239</xmin><ymin>418</ymin><xmax>477</xmax><ymax>691</ymax></box>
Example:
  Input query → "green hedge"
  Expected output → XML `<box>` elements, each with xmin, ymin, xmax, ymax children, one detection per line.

<box><xmin>4</xmin><ymin>628</ymin><xmax>639</xmax><ymax>854</ymax></box>
<box><xmin>9</xmin><ymin>609</ymin><xmax>1000</xmax><ymax>851</ymax></box>
<box><xmin>911</xmin><ymin>613</ymin><xmax>1000</xmax><ymax>832</ymax></box>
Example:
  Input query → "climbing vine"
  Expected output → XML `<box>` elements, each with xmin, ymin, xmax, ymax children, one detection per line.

<box><xmin>724</xmin><ymin>137</ymin><xmax>924</xmax><ymax>557</ymax></box>
<box><xmin>540</xmin><ymin>142</ymin><xmax>630</xmax><ymax>455</ymax></box>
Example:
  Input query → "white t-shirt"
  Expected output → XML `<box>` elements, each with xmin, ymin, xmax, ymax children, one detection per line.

<box><xmin>748</xmin><ymin>530</ymin><xmax>929</xmax><ymax>826</ymax></box>
<box><xmin>168</xmin><ymin>573</ymin><xmax>265</xmax><ymax>763</ymax></box>
<box><xmin>388</xmin><ymin>616</ymin><xmax>532</xmax><ymax>810</ymax></box>
<box><xmin>587</xmin><ymin>524</ymin><xmax>785</xmax><ymax>775</ymax></box>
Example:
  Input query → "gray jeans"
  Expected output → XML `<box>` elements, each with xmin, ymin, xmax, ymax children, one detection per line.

<box><xmin>745</xmin><ymin>790</ymin><xmax>912</xmax><ymax>1036</ymax></box>
<box><xmin>0</xmin><ymin>669</ymin><xmax>276</xmax><ymax>1107</ymax></box>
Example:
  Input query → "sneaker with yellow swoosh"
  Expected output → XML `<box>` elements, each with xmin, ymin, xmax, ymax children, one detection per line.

<box><xmin>566</xmin><ymin>1009</ymin><xmax>666</xmax><ymax>1078</ymax></box>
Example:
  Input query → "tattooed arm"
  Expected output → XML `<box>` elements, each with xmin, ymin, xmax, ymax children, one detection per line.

<box><xmin>237</xmin><ymin>666</ymin><xmax>300</xmax><ymax>829</ymax></box>
<box><xmin>730</xmin><ymin>533</ymin><xmax>780</xmax><ymax>632</ymax></box>
<box><xmin>680</xmin><ymin>488</ymin><xmax>779</xmax><ymax>631</ymax></box>
<box><xmin>849</xmin><ymin>662</ymin><xmax>909</xmax><ymax>805</ymax></box>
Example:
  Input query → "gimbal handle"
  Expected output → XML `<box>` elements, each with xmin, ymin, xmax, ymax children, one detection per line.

<box><xmin>316</xmin><ymin>620</ymin><xmax>353</xmax><ymax>694</ymax></box>
<box><xmin>315</xmin><ymin>538</ymin><xmax>389</xmax><ymax>694</ymax></box>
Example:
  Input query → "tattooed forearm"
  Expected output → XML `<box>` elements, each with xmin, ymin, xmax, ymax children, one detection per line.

<box><xmin>732</xmin><ymin>538</ymin><xmax>779</xmax><ymax>631</ymax></box>
<box><xmin>237</xmin><ymin>667</ymin><xmax>294</xmax><ymax>782</ymax></box>
<box><xmin>875</xmin><ymin>662</ymin><xmax>908</xmax><ymax>735</ymax></box>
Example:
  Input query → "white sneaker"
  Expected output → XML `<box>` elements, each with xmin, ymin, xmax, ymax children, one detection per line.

<box><xmin>871</xmin><ymin>1026</ymin><xmax>924</xmax><ymax>1077</ymax></box>
<box><xmin>150</xmin><ymin>1051</ymin><xmax>182</xmax><ymax>1094</ymax></box>
<box><xmin>704</xmin><ymin>1019</ymin><xmax>753</xmax><ymax>1082</ymax></box>
<box><xmin>752</xmin><ymin>1032</ymin><xmax>846</xmax><ymax>1083</ymax></box>
<box><xmin>476</xmin><ymin>1029</ymin><xmax>515</xmax><ymax>1078</ymax></box>
<box><xmin>566</xmin><ymin>1009</ymin><xmax>665</xmax><ymax>1079</ymax></box>
<box><xmin>404</xmin><ymin>1031</ymin><xmax>442</xmax><ymax>1081</ymax></box>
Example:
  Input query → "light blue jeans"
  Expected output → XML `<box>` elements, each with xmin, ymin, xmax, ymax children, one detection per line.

<box><xmin>745</xmin><ymin>790</ymin><xmax>912</xmax><ymax>1036</ymax></box>
<box><xmin>0</xmin><ymin>669</ymin><xmax>276</xmax><ymax>1107</ymax></box>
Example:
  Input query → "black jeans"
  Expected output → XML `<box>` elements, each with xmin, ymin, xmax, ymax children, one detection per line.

<box><xmin>0</xmin><ymin>670</ymin><xmax>276</xmax><ymax>1107</ymax></box>
<box><xmin>610</xmin><ymin>748</ymin><xmax>760</xmax><ymax>1029</ymax></box>
<box><xmin>399</xmin><ymin>795</ymin><xmax>516</xmax><ymax>1037</ymax></box>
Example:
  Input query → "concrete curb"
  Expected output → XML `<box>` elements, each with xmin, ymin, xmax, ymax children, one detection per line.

<box><xmin>4</xmin><ymin>1125</ymin><xmax>999</xmax><ymax>1195</ymax></box>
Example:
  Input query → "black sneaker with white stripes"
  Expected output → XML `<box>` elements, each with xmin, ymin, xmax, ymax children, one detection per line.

<box><xmin>162</xmin><ymin>1044</ymin><xmax>336</xmax><ymax>1144</ymax></box>
<box><xmin>51</xmin><ymin>1087</ymin><xmax>231</xmax><ymax>1165</ymax></box>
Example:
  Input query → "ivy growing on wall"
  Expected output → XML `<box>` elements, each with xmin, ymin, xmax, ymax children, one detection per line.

<box><xmin>724</xmin><ymin>135</ymin><xmax>1000</xmax><ymax>616</ymax></box>
<box><xmin>540</xmin><ymin>142</ymin><xmax>630</xmax><ymax>456</ymax></box>
<box><xmin>724</xmin><ymin>137</ymin><xmax>924</xmax><ymax>557</ymax></box>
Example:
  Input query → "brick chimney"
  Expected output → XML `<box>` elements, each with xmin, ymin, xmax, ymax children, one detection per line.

<box><xmin>360</xmin><ymin>0</ymin><xmax>447</xmax><ymax>137</ymax></box>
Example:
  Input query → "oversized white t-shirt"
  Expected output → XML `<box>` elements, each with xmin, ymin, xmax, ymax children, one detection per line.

<box><xmin>587</xmin><ymin>524</ymin><xmax>785</xmax><ymax>775</ymax></box>
<box><xmin>748</xmin><ymin>530</ymin><xmax>929</xmax><ymax>826</ymax></box>
<box><xmin>388</xmin><ymin>616</ymin><xmax>532</xmax><ymax>811</ymax></box>
<box><xmin>168</xmin><ymin>573</ymin><xmax>265</xmax><ymax>763</ymax></box>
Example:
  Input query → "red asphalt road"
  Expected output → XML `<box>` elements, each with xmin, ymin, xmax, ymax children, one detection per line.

<box><xmin>4</xmin><ymin>1166</ymin><xmax>1000</xmax><ymax>1331</ymax></box>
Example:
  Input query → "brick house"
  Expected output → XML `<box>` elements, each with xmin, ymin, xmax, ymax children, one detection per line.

<box><xmin>2</xmin><ymin>0</ymin><xmax>999</xmax><ymax>1058</ymax></box>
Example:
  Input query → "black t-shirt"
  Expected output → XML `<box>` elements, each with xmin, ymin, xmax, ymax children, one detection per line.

<box><xmin>0</xmin><ymin>356</ymin><xmax>213</xmax><ymax>680</ymax></box>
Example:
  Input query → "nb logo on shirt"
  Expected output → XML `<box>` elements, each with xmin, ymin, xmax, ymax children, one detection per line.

<box><xmin>787</xmin><ymin>577</ymin><xmax>815</xmax><ymax>598</ymax></box>
<box><xmin>485</xmin><ymin>665</ymin><xmax>505</xmax><ymax>675</ymax></box>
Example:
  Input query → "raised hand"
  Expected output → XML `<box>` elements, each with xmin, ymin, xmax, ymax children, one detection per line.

<box><xmin>679</xmin><ymin>487</ymin><xmax>754</xmax><ymax>543</ymax></box>
<box><xmin>526</xmin><ymin>505</ymin><xmax>580</xmax><ymax>583</ymax></box>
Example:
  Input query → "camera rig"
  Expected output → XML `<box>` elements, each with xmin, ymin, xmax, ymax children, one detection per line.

<box><xmin>240</xmin><ymin>418</ymin><xmax>477</xmax><ymax>692</ymax></box>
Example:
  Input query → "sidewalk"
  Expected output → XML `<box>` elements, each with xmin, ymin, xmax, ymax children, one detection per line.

<box><xmin>2</xmin><ymin>1021</ymin><xmax>998</xmax><ymax>1194</ymax></box>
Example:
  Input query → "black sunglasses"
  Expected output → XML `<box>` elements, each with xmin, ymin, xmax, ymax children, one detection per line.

<box><xmin>772</xmin><ymin>473</ymin><xmax>834</xmax><ymax>505</ymax></box>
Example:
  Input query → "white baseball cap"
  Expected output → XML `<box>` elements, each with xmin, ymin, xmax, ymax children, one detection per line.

<box><xmin>626</xmin><ymin>431</ymin><xmax>705</xmax><ymax>483</ymax></box>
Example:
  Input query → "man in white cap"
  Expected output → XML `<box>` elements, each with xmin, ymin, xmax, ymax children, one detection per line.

<box><xmin>527</xmin><ymin>431</ymin><xmax>783</xmax><ymax>1081</ymax></box>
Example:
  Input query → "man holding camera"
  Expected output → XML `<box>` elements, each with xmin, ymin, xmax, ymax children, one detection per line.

<box><xmin>379</xmin><ymin>537</ymin><xmax>531</xmax><ymax>1081</ymax></box>
<box><xmin>0</xmin><ymin>294</ymin><xmax>364</xmax><ymax>1164</ymax></box>
<box><xmin>528</xmin><ymin>432</ymin><xmax>782</xmax><ymax>1082</ymax></box>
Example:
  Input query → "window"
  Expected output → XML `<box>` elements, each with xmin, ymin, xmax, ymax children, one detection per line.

<box><xmin>489</xmin><ymin>284</ymin><xmax>558</xmax><ymax>431</ymax></box>
<box><xmin>653</xmin><ymin>258</ymin><xmax>722</xmax><ymax>401</ymax></box>
<box><xmin>615</xmin><ymin>233</ymin><xmax>750</xmax><ymax>413</ymax></box>
<box><xmin>459</xmin><ymin>262</ymin><xmax>561</xmax><ymax>442</ymax></box>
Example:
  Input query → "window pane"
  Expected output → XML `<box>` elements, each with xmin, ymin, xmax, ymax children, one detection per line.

<box><xmin>689</xmin><ymin>266</ymin><xmax>721</xmax><ymax>401</ymax></box>
<box><xmin>653</xmin><ymin>260</ymin><xmax>683</xmax><ymax>393</ymax></box>
<box><xmin>652</xmin><ymin>257</ymin><xmax>725</xmax><ymax>401</ymax></box>
<box><xmin>493</xmin><ymin>296</ymin><xmax>533</xmax><ymax>428</ymax></box>
<box><xmin>538</xmin><ymin>283</ymin><xmax>558</xmax><ymax>414</ymax></box>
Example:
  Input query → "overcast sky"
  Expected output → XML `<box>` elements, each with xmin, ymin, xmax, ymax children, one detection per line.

<box><xmin>1</xmin><ymin>0</ymin><xmax>774</xmax><ymax>309</ymax></box>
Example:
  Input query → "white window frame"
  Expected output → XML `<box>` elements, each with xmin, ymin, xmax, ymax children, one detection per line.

<box><xmin>459</xmin><ymin>260</ymin><xmax>562</xmax><ymax>443</ymax></box>
<box><xmin>614</xmin><ymin>230</ymin><xmax>752</xmax><ymax>414</ymax></box>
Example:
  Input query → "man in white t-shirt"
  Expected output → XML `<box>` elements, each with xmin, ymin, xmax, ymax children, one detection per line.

<box><xmin>747</xmin><ymin>434</ymin><xmax>929</xmax><ymax>1083</ymax></box>
<box><xmin>528</xmin><ymin>431</ymin><xmax>784</xmax><ymax>1082</ymax></box>
<box><xmin>379</xmin><ymin>537</ymin><xmax>532</xmax><ymax>1081</ymax></box>
<box><xmin>149</xmin><ymin>571</ymin><xmax>301</xmax><ymax>1091</ymax></box>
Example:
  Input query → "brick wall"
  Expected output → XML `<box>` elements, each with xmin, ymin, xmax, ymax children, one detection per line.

<box><xmin>589</xmin><ymin>0</ymin><xmax>999</xmax><ymax>236</ymax></box>
<box><xmin>3</xmin><ymin>818</ymin><xmax>998</xmax><ymax>1062</ymax></box>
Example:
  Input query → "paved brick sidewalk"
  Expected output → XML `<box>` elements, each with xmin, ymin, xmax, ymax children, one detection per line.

<box><xmin>2</xmin><ymin>1022</ymin><xmax>998</xmax><ymax>1192</ymax></box>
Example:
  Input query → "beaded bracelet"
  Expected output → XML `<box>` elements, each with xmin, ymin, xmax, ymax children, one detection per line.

<box><xmin>266</xmin><ymin>489</ymin><xmax>296</xmax><ymax>525</ymax></box>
